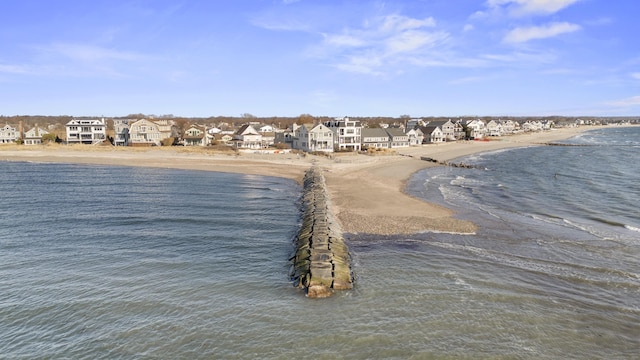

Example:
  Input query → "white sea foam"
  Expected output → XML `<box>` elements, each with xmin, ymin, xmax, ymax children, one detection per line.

<box><xmin>625</xmin><ymin>224</ymin><xmax>640</xmax><ymax>233</ymax></box>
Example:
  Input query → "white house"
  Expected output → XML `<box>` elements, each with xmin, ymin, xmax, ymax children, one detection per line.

<box><xmin>183</xmin><ymin>124</ymin><xmax>212</xmax><ymax>146</ymax></box>
<box><xmin>128</xmin><ymin>118</ymin><xmax>175</xmax><ymax>146</ymax></box>
<box><xmin>428</xmin><ymin>120</ymin><xmax>456</xmax><ymax>141</ymax></box>
<box><xmin>23</xmin><ymin>126</ymin><xmax>49</xmax><ymax>145</ymax></box>
<box><xmin>66</xmin><ymin>118</ymin><xmax>107</xmax><ymax>145</ymax></box>
<box><xmin>420</xmin><ymin>125</ymin><xmax>445</xmax><ymax>144</ymax></box>
<box><xmin>233</xmin><ymin>124</ymin><xmax>262</xmax><ymax>149</ymax></box>
<box><xmin>323</xmin><ymin>117</ymin><xmax>362</xmax><ymax>151</ymax></box>
<box><xmin>522</xmin><ymin>120</ymin><xmax>543</xmax><ymax>132</ymax></box>
<box><xmin>405</xmin><ymin>128</ymin><xmax>424</xmax><ymax>146</ymax></box>
<box><xmin>453</xmin><ymin>120</ymin><xmax>466</xmax><ymax>140</ymax></box>
<box><xmin>501</xmin><ymin>120</ymin><xmax>519</xmax><ymax>134</ymax></box>
<box><xmin>293</xmin><ymin>123</ymin><xmax>334</xmax><ymax>153</ymax></box>
<box><xmin>0</xmin><ymin>124</ymin><xmax>19</xmax><ymax>144</ymax></box>
<box><xmin>486</xmin><ymin>120</ymin><xmax>504</xmax><ymax>137</ymax></box>
<box><xmin>259</xmin><ymin>124</ymin><xmax>275</xmax><ymax>133</ymax></box>
<box><xmin>113</xmin><ymin>119</ymin><xmax>130</xmax><ymax>146</ymax></box>
<box><xmin>466</xmin><ymin>119</ymin><xmax>487</xmax><ymax>139</ymax></box>
<box><xmin>207</xmin><ymin>126</ymin><xmax>222</xmax><ymax>135</ymax></box>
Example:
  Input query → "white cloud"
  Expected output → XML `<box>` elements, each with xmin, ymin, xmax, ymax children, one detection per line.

<box><xmin>631</xmin><ymin>72</ymin><xmax>640</xmax><ymax>80</ymax></box>
<box><xmin>487</xmin><ymin>0</ymin><xmax>582</xmax><ymax>17</ymax></box>
<box><xmin>311</xmin><ymin>14</ymin><xmax>449</xmax><ymax>75</ymax></box>
<box><xmin>380</xmin><ymin>14</ymin><xmax>436</xmax><ymax>32</ymax></box>
<box><xmin>323</xmin><ymin>33</ymin><xmax>366</xmax><ymax>47</ymax></box>
<box><xmin>386</xmin><ymin>30</ymin><xmax>447</xmax><ymax>53</ymax></box>
<box><xmin>335</xmin><ymin>55</ymin><xmax>384</xmax><ymax>76</ymax></box>
<box><xmin>481</xmin><ymin>50</ymin><xmax>556</xmax><ymax>64</ymax></box>
<box><xmin>503</xmin><ymin>22</ymin><xmax>580</xmax><ymax>43</ymax></box>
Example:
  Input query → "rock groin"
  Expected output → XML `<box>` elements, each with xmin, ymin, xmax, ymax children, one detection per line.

<box><xmin>290</xmin><ymin>166</ymin><xmax>353</xmax><ymax>298</ymax></box>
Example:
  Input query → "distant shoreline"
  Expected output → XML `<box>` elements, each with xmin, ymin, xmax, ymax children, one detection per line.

<box><xmin>1</xmin><ymin>125</ymin><xmax>628</xmax><ymax>235</ymax></box>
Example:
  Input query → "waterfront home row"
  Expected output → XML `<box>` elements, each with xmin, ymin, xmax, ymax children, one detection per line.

<box><xmin>2</xmin><ymin>116</ymin><xmax>558</xmax><ymax>150</ymax></box>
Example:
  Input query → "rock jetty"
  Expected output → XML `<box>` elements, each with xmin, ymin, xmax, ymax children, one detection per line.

<box><xmin>290</xmin><ymin>166</ymin><xmax>354</xmax><ymax>298</ymax></box>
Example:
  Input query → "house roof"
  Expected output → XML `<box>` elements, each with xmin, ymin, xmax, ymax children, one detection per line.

<box><xmin>418</xmin><ymin>125</ymin><xmax>442</xmax><ymax>134</ymax></box>
<box><xmin>384</xmin><ymin>127</ymin><xmax>407</xmax><ymax>137</ymax></box>
<box><xmin>236</xmin><ymin>124</ymin><xmax>259</xmax><ymax>135</ymax></box>
<box><xmin>362</xmin><ymin>128</ymin><xmax>388</xmax><ymax>139</ymax></box>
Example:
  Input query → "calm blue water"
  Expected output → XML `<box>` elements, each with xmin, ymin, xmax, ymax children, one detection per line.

<box><xmin>1</xmin><ymin>126</ymin><xmax>639</xmax><ymax>359</ymax></box>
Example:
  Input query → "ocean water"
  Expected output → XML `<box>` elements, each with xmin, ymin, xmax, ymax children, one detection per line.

<box><xmin>1</xmin><ymin>126</ymin><xmax>639</xmax><ymax>359</ymax></box>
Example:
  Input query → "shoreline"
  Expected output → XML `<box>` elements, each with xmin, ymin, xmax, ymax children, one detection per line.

<box><xmin>0</xmin><ymin>125</ymin><xmax>621</xmax><ymax>235</ymax></box>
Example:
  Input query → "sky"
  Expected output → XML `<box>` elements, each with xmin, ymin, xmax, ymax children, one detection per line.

<box><xmin>1</xmin><ymin>0</ymin><xmax>639</xmax><ymax>118</ymax></box>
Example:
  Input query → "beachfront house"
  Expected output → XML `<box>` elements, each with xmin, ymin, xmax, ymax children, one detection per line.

<box><xmin>0</xmin><ymin>124</ymin><xmax>19</xmax><ymax>144</ymax></box>
<box><xmin>66</xmin><ymin>118</ymin><xmax>107</xmax><ymax>145</ymax></box>
<box><xmin>293</xmin><ymin>123</ymin><xmax>334</xmax><ymax>153</ymax></box>
<box><xmin>466</xmin><ymin>119</ymin><xmax>487</xmax><ymax>139</ymax></box>
<box><xmin>522</xmin><ymin>120</ymin><xmax>544</xmax><ymax>132</ymax></box>
<box><xmin>183</xmin><ymin>125</ymin><xmax>211</xmax><ymax>146</ymax></box>
<box><xmin>486</xmin><ymin>120</ymin><xmax>504</xmax><ymax>137</ymax></box>
<box><xmin>405</xmin><ymin>127</ymin><xmax>424</xmax><ymax>146</ymax></box>
<box><xmin>428</xmin><ymin>120</ymin><xmax>456</xmax><ymax>141</ymax></box>
<box><xmin>113</xmin><ymin>119</ymin><xmax>130</xmax><ymax>146</ymax></box>
<box><xmin>274</xmin><ymin>123</ymin><xmax>297</xmax><ymax>148</ymax></box>
<box><xmin>23</xmin><ymin>125</ymin><xmax>49</xmax><ymax>145</ymax></box>
<box><xmin>259</xmin><ymin>129</ymin><xmax>276</xmax><ymax>148</ymax></box>
<box><xmin>233</xmin><ymin>124</ymin><xmax>262</xmax><ymax>149</ymax></box>
<box><xmin>129</xmin><ymin>119</ymin><xmax>163</xmax><ymax>146</ymax></box>
<box><xmin>501</xmin><ymin>120</ymin><xmax>519</xmax><ymax>134</ymax></box>
<box><xmin>453</xmin><ymin>120</ymin><xmax>466</xmax><ymax>140</ymax></box>
<box><xmin>385</xmin><ymin>127</ymin><xmax>410</xmax><ymax>148</ymax></box>
<box><xmin>324</xmin><ymin>117</ymin><xmax>362</xmax><ymax>151</ymax></box>
<box><xmin>419</xmin><ymin>125</ymin><xmax>445</xmax><ymax>144</ymax></box>
<box><xmin>361</xmin><ymin>128</ymin><xmax>390</xmax><ymax>150</ymax></box>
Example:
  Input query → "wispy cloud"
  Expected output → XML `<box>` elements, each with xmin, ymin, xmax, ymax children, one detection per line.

<box><xmin>310</xmin><ymin>14</ymin><xmax>449</xmax><ymax>75</ymax></box>
<box><xmin>481</xmin><ymin>49</ymin><xmax>557</xmax><ymax>64</ymax></box>
<box><xmin>486</xmin><ymin>0</ymin><xmax>582</xmax><ymax>17</ymax></box>
<box><xmin>503</xmin><ymin>22</ymin><xmax>580</xmax><ymax>43</ymax></box>
<box><xmin>631</xmin><ymin>72</ymin><xmax>640</xmax><ymax>80</ymax></box>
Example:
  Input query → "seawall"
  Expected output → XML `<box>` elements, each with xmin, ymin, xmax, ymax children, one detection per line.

<box><xmin>290</xmin><ymin>166</ymin><xmax>354</xmax><ymax>298</ymax></box>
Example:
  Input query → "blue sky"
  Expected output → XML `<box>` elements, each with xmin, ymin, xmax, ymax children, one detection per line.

<box><xmin>1</xmin><ymin>0</ymin><xmax>639</xmax><ymax>118</ymax></box>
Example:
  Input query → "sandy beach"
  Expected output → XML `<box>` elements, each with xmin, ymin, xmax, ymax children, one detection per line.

<box><xmin>0</xmin><ymin>126</ymin><xmax>607</xmax><ymax>235</ymax></box>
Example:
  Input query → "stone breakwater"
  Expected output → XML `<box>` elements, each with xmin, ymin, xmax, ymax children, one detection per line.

<box><xmin>290</xmin><ymin>166</ymin><xmax>354</xmax><ymax>298</ymax></box>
